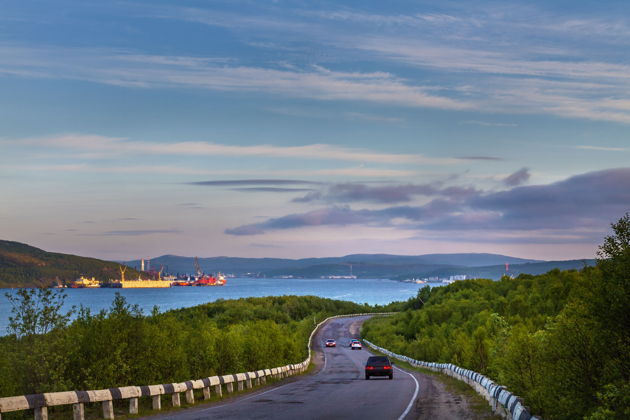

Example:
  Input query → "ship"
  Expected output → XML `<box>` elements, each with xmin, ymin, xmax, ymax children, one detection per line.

<box><xmin>194</xmin><ymin>272</ymin><xmax>226</xmax><ymax>286</ymax></box>
<box><xmin>106</xmin><ymin>265</ymin><xmax>172</xmax><ymax>288</ymax></box>
<box><xmin>70</xmin><ymin>276</ymin><xmax>101</xmax><ymax>288</ymax></box>
<box><xmin>172</xmin><ymin>279</ymin><xmax>193</xmax><ymax>286</ymax></box>
<box><xmin>112</xmin><ymin>279</ymin><xmax>172</xmax><ymax>288</ymax></box>
<box><xmin>188</xmin><ymin>257</ymin><xmax>227</xmax><ymax>286</ymax></box>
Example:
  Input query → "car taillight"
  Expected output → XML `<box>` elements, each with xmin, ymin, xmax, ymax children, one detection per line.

<box><xmin>365</xmin><ymin>366</ymin><xmax>374</xmax><ymax>370</ymax></box>
<box><xmin>383</xmin><ymin>366</ymin><xmax>392</xmax><ymax>369</ymax></box>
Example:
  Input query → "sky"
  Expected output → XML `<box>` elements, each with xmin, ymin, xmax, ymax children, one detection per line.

<box><xmin>1</xmin><ymin>0</ymin><xmax>629</xmax><ymax>261</ymax></box>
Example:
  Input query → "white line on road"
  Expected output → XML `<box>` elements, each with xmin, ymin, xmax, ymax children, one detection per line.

<box><xmin>395</xmin><ymin>366</ymin><xmax>419</xmax><ymax>420</ymax></box>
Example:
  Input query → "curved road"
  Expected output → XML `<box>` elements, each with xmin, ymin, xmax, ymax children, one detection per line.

<box><xmin>142</xmin><ymin>316</ymin><xmax>478</xmax><ymax>420</ymax></box>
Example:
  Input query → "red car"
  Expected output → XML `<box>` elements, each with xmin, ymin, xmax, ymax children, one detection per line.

<box><xmin>325</xmin><ymin>339</ymin><xmax>336</xmax><ymax>347</ymax></box>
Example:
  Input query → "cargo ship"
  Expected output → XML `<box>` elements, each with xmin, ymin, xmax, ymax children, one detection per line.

<box><xmin>70</xmin><ymin>276</ymin><xmax>101</xmax><ymax>288</ymax></box>
<box><xmin>112</xmin><ymin>280</ymin><xmax>173</xmax><ymax>288</ymax></box>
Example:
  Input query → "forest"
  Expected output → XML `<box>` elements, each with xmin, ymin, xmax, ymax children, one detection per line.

<box><xmin>0</xmin><ymin>294</ymin><xmax>374</xmax><ymax>399</ymax></box>
<box><xmin>363</xmin><ymin>215</ymin><xmax>630</xmax><ymax>419</ymax></box>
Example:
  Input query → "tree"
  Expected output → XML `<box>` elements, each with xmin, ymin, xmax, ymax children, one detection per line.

<box><xmin>593</xmin><ymin>214</ymin><xmax>630</xmax><ymax>382</ymax></box>
<box><xmin>5</xmin><ymin>288</ymin><xmax>73</xmax><ymax>337</ymax></box>
<box><xmin>598</xmin><ymin>213</ymin><xmax>630</xmax><ymax>262</ymax></box>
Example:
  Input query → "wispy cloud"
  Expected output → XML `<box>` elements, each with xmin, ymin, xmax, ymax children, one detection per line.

<box><xmin>0</xmin><ymin>44</ymin><xmax>469</xmax><ymax>111</ymax></box>
<box><xmin>189</xmin><ymin>179</ymin><xmax>316</xmax><ymax>193</ymax></box>
<box><xmin>265</xmin><ymin>107</ymin><xmax>404</xmax><ymax>123</ymax></box>
<box><xmin>231</xmin><ymin>187</ymin><xmax>316</xmax><ymax>193</ymax></box>
<box><xmin>188</xmin><ymin>179</ymin><xmax>320</xmax><ymax>186</ymax></box>
<box><xmin>18</xmin><ymin>134</ymin><xmax>458</xmax><ymax>165</ymax></box>
<box><xmin>458</xmin><ymin>156</ymin><xmax>504</xmax><ymax>161</ymax></box>
<box><xmin>101</xmin><ymin>229</ymin><xmax>181</xmax><ymax>236</ymax></box>
<box><xmin>459</xmin><ymin>120</ymin><xmax>518</xmax><ymax>127</ymax></box>
<box><xmin>577</xmin><ymin>145</ymin><xmax>628</xmax><ymax>152</ymax></box>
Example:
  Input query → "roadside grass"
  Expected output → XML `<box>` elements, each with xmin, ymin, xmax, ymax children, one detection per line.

<box><xmin>367</xmin><ymin>348</ymin><xmax>502</xmax><ymax>420</ymax></box>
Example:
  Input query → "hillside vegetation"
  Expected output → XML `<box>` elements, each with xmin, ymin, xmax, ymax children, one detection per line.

<box><xmin>0</xmin><ymin>294</ymin><xmax>375</xmax><ymax>399</ymax></box>
<box><xmin>363</xmin><ymin>215</ymin><xmax>630</xmax><ymax>419</ymax></box>
<box><xmin>0</xmin><ymin>240</ymin><xmax>143</xmax><ymax>287</ymax></box>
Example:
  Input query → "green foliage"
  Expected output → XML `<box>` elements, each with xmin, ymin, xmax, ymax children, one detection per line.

<box><xmin>363</xmin><ymin>214</ymin><xmax>630</xmax><ymax>419</ymax></box>
<box><xmin>0</xmin><ymin>293</ymin><xmax>372</xmax><ymax>397</ymax></box>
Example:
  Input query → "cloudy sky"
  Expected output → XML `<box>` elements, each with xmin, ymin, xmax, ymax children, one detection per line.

<box><xmin>1</xmin><ymin>0</ymin><xmax>629</xmax><ymax>261</ymax></box>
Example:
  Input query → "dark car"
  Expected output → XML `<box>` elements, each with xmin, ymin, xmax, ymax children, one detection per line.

<box><xmin>365</xmin><ymin>356</ymin><xmax>393</xmax><ymax>380</ymax></box>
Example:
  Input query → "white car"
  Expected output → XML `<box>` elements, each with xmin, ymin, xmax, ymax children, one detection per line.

<box><xmin>351</xmin><ymin>341</ymin><xmax>362</xmax><ymax>350</ymax></box>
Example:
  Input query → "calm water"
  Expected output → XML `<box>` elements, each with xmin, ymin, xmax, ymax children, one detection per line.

<box><xmin>0</xmin><ymin>278</ymin><xmax>431</xmax><ymax>334</ymax></box>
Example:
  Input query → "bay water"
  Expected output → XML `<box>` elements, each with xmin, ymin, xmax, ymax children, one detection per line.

<box><xmin>0</xmin><ymin>277</ymin><xmax>432</xmax><ymax>334</ymax></box>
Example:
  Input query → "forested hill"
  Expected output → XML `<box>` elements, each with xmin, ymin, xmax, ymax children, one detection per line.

<box><xmin>0</xmin><ymin>240</ymin><xmax>142</xmax><ymax>288</ymax></box>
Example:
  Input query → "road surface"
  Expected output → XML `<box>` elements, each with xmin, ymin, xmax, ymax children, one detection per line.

<box><xmin>141</xmin><ymin>316</ymin><xmax>482</xmax><ymax>419</ymax></box>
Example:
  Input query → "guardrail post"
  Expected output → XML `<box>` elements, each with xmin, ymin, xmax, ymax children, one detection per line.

<box><xmin>34</xmin><ymin>407</ymin><xmax>48</xmax><ymax>420</ymax></box>
<box><xmin>102</xmin><ymin>400</ymin><xmax>114</xmax><ymax>419</ymax></box>
<box><xmin>237</xmin><ymin>380</ymin><xmax>244</xmax><ymax>391</ymax></box>
<box><xmin>226</xmin><ymin>383</ymin><xmax>233</xmax><ymax>393</ymax></box>
<box><xmin>129</xmin><ymin>397</ymin><xmax>139</xmax><ymax>414</ymax></box>
<box><xmin>172</xmin><ymin>392</ymin><xmax>181</xmax><ymax>407</ymax></box>
<box><xmin>214</xmin><ymin>384</ymin><xmax>222</xmax><ymax>398</ymax></box>
<box><xmin>152</xmin><ymin>395</ymin><xmax>161</xmax><ymax>410</ymax></box>
<box><xmin>73</xmin><ymin>402</ymin><xmax>85</xmax><ymax>420</ymax></box>
<box><xmin>203</xmin><ymin>387</ymin><xmax>211</xmax><ymax>400</ymax></box>
<box><xmin>185</xmin><ymin>389</ymin><xmax>194</xmax><ymax>404</ymax></box>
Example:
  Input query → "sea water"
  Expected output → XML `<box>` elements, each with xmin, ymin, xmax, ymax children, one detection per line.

<box><xmin>0</xmin><ymin>277</ymin><xmax>434</xmax><ymax>334</ymax></box>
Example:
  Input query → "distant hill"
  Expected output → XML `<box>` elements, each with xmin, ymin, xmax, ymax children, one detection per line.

<box><xmin>0</xmin><ymin>240</ymin><xmax>143</xmax><ymax>288</ymax></box>
<box><xmin>426</xmin><ymin>259</ymin><xmax>596</xmax><ymax>280</ymax></box>
<box><xmin>124</xmin><ymin>253</ymin><xmax>543</xmax><ymax>279</ymax></box>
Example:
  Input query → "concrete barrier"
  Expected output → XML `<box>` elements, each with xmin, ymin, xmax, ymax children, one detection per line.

<box><xmin>363</xmin><ymin>339</ymin><xmax>539</xmax><ymax>420</ymax></box>
<box><xmin>0</xmin><ymin>312</ymin><xmax>391</xmax><ymax>419</ymax></box>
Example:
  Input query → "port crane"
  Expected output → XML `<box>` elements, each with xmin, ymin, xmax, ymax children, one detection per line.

<box><xmin>194</xmin><ymin>256</ymin><xmax>203</xmax><ymax>279</ymax></box>
<box><xmin>119</xmin><ymin>265</ymin><xmax>127</xmax><ymax>282</ymax></box>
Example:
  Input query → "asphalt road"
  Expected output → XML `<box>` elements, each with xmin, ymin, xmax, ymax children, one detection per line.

<box><xmin>141</xmin><ymin>316</ymin><xmax>479</xmax><ymax>420</ymax></box>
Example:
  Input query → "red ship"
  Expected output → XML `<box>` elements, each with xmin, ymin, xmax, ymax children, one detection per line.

<box><xmin>189</xmin><ymin>257</ymin><xmax>227</xmax><ymax>286</ymax></box>
<box><xmin>194</xmin><ymin>273</ymin><xmax>226</xmax><ymax>286</ymax></box>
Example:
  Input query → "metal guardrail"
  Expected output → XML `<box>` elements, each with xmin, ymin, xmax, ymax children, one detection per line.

<box><xmin>363</xmin><ymin>339</ymin><xmax>540</xmax><ymax>420</ymax></box>
<box><xmin>0</xmin><ymin>312</ymin><xmax>391</xmax><ymax>420</ymax></box>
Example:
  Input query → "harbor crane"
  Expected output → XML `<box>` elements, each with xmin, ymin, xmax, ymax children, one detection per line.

<box><xmin>194</xmin><ymin>256</ymin><xmax>202</xmax><ymax>278</ymax></box>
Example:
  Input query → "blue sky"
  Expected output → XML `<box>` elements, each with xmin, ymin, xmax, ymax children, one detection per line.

<box><xmin>1</xmin><ymin>0</ymin><xmax>629</xmax><ymax>260</ymax></box>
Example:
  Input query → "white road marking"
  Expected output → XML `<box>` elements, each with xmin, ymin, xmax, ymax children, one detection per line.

<box><xmin>395</xmin><ymin>366</ymin><xmax>419</xmax><ymax>420</ymax></box>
